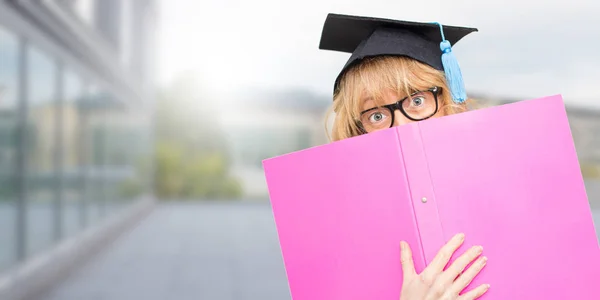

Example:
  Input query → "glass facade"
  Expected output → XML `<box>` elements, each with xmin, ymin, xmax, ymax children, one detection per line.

<box><xmin>84</xmin><ymin>85</ymin><xmax>106</xmax><ymax>226</ymax></box>
<box><xmin>0</xmin><ymin>0</ymin><xmax>154</xmax><ymax>272</ymax></box>
<box><xmin>62</xmin><ymin>68</ymin><xmax>85</xmax><ymax>238</ymax></box>
<box><xmin>103</xmin><ymin>108</ymin><xmax>151</xmax><ymax>212</ymax></box>
<box><xmin>25</xmin><ymin>45</ymin><xmax>58</xmax><ymax>257</ymax></box>
<box><xmin>0</xmin><ymin>25</ymin><xmax>19</xmax><ymax>271</ymax></box>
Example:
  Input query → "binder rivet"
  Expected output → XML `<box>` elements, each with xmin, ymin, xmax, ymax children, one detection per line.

<box><xmin>421</xmin><ymin>197</ymin><xmax>427</xmax><ymax>203</ymax></box>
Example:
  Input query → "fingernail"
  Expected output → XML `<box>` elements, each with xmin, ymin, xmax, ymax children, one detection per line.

<box><xmin>486</xmin><ymin>284</ymin><xmax>491</xmax><ymax>289</ymax></box>
<box><xmin>481</xmin><ymin>256</ymin><xmax>488</xmax><ymax>265</ymax></box>
<box><xmin>400</xmin><ymin>241</ymin><xmax>406</xmax><ymax>250</ymax></box>
<box><xmin>456</xmin><ymin>233</ymin><xmax>465</xmax><ymax>241</ymax></box>
<box><xmin>476</xmin><ymin>245</ymin><xmax>483</xmax><ymax>254</ymax></box>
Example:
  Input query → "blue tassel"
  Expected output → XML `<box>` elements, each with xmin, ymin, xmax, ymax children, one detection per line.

<box><xmin>433</xmin><ymin>23</ymin><xmax>467</xmax><ymax>104</ymax></box>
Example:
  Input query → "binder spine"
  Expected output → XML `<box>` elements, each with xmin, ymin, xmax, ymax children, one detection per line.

<box><xmin>397</xmin><ymin>124</ymin><xmax>446</xmax><ymax>265</ymax></box>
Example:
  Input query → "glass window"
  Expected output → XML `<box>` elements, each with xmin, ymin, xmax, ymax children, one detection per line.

<box><xmin>62</xmin><ymin>69</ymin><xmax>84</xmax><ymax>237</ymax></box>
<box><xmin>133</xmin><ymin>110</ymin><xmax>153</xmax><ymax>200</ymax></box>
<box><xmin>103</xmin><ymin>102</ymin><xmax>122</xmax><ymax>214</ymax></box>
<box><xmin>0</xmin><ymin>26</ymin><xmax>19</xmax><ymax>271</ymax></box>
<box><xmin>26</xmin><ymin>46</ymin><xmax>58</xmax><ymax>257</ymax></box>
<box><xmin>82</xmin><ymin>85</ymin><xmax>106</xmax><ymax>225</ymax></box>
<box><xmin>103</xmin><ymin>96</ymin><xmax>150</xmax><ymax>213</ymax></box>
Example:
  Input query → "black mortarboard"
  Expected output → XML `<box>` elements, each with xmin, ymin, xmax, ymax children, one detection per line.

<box><xmin>319</xmin><ymin>13</ymin><xmax>478</xmax><ymax>103</ymax></box>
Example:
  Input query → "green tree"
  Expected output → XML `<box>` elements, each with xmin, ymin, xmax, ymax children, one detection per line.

<box><xmin>153</xmin><ymin>73</ymin><xmax>242</xmax><ymax>200</ymax></box>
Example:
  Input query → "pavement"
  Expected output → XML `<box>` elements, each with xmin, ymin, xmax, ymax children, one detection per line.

<box><xmin>31</xmin><ymin>185</ymin><xmax>600</xmax><ymax>300</ymax></box>
<box><xmin>33</xmin><ymin>202</ymin><xmax>291</xmax><ymax>300</ymax></box>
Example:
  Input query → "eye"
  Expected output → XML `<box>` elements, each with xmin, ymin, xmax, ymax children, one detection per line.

<box><xmin>411</xmin><ymin>96</ymin><xmax>425</xmax><ymax>107</ymax></box>
<box><xmin>368</xmin><ymin>111</ymin><xmax>387</xmax><ymax>123</ymax></box>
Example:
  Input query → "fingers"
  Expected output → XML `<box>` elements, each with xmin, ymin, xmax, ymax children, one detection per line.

<box><xmin>422</xmin><ymin>233</ymin><xmax>465</xmax><ymax>278</ymax></box>
<box><xmin>458</xmin><ymin>283</ymin><xmax>490</xmax><ymax>300</ymax></box>
<box><xmin>444</xmin><ymin>245</ymin><xmax>484</xmax><ymax>279</ymax></box>
<box><xmin>453</xmin><ymin>255</ymin><xmax>488</xmax><ymax>293</ymax></box>
<box><xmin>400</xmin><ymin>241</ymin><xmax>416</xmax><ymax>280</ymax></box>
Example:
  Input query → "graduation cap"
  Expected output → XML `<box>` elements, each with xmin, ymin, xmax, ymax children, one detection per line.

<box><xmin>319</xmin><ymin>13</ymin><xmax>478</xmax><ymax>103</ymax></box>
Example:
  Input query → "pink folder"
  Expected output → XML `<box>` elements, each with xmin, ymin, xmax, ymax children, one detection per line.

<box><xmin>263</xmin><ymin>94</ymin><xmax>600</xmax><ymax>299</ymax></box>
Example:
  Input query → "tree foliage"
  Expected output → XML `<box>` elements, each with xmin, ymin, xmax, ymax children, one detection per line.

<box><xmin>153</xmin><ymin>73</ymin><xmax>242</xmax><ymax>200</ymax></box>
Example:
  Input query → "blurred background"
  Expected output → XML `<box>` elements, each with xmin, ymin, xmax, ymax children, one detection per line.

<box><xmin>0</xmin><ymin>0</ymin><xmax>598</xmax><ymax>299</ymax></box>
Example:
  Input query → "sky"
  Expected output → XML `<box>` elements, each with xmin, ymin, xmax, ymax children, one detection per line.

<box><xmin>157</xmin><ymin>0</ymin><xmax>600</xmax><ymax>109</ymax></box>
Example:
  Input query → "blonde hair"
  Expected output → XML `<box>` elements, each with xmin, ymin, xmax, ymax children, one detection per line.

<box><xmin>325</xmin><ymin>56</ymin><xmax>472</xmax><ymax>141</ymax></box>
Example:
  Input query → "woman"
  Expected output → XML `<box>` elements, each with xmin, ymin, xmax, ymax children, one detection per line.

<box><xmin>319</xmin><ymin>13</ymin><xmax>490</xmax><ymax>299</ymax></box>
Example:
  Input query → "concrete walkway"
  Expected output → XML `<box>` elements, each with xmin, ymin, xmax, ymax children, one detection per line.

<box><xmin>35</xmin><ymin>202</ymin><xmax>291</xmax><ymax>300</ymax></box>
<box><xmin>34</xmin><ymin>200</ymin><xmax>600</xmax><ymax>300</ymax></box>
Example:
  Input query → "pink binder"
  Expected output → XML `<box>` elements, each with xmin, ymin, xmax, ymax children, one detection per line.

<box><xmin>263</xmin><ymin>94</ymin><xmax>600</xmax><ymax>299</ymax></box>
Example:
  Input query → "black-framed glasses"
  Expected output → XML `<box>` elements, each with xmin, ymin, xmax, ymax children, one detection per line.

<box><xmin>358</xmin><ymin>86</ymin><xmax>440</xmax><ymax>133</ymax></box>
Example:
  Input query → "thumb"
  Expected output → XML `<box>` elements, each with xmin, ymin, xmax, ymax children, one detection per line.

<box><xmin>400</xmin><ymin>241</ymin><xmax>416</xmax><ymax>280</ymax></box>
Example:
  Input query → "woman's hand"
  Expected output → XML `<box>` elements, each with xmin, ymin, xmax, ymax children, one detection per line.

<box><xmin>399</xmin><ymin>233</ymin><xmax>490</xmax><ymax>300</ymax></box>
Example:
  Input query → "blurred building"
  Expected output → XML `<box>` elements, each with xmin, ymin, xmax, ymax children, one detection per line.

<box><xmin>221</xmin><ymin>88</ymin><xmax>330</xmax><ymax>199</ymax></box>
<box><xmin>473</xmin><ymin>95</ymin><xmax>600</xmax><ymax>167</ymax></box>
<box><xmin>0</xmin><ymin>0</ymin><xmax>157</xmax><ymax>290</ymax></box>
<box><xmin>224</xmin><ymin>91</ymin><xmax>600</xmax><ymax>199</ymax></box>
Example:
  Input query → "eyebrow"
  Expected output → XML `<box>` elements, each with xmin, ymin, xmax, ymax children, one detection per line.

<box><xmin>362</xmin><ymin>97</ymin><xmax>375</xmax><ymax>104</ymax></box>
<box><xmin>361</xmin><ymin>98</ymin><xmax>376</xmax><ymax>110</ymax></box>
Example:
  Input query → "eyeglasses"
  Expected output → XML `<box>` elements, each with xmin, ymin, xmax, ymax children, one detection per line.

<box><xmin>358</xmin><ymin>87</ymin><xmax>440</xmax><ymax>133</ymax></box>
